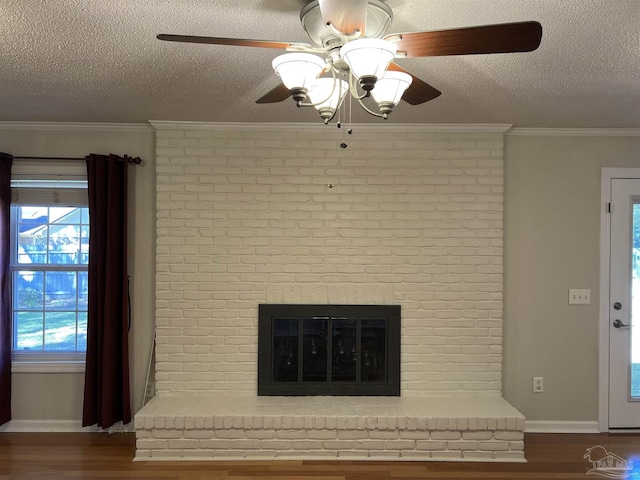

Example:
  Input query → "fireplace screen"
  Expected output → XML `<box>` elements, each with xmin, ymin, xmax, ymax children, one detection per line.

<box><xmin>258</xmin><ymin>304</ymin><xmax>400</xmax><ymax>396</ymax></box>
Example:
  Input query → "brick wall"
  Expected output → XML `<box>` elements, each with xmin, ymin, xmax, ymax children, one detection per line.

<box><xmin>154</xmin><ymin>125</ymin><xmax>505</xmax><ymax>396</ymax></box>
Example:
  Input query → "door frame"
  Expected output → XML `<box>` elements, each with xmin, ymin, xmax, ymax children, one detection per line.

<box><xmin>599</xmin><ymin>168</ymin><xmax>640</xmax><ymax>431</ymax></box>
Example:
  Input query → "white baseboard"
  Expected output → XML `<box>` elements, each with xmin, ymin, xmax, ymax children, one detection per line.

<box><xmin>0</xmin><ymin>419</ymin><xmax>134</xmax><ymax>433</ymax></box>
<box><xmin>1</xmin><ymin>419</ymin><xmax>600</xmax><ymax>434</ymax></box>
<box><xmin>525</xmin><ymin>420</ymin><xmax>600</xmax><ymax>433</ymax></box>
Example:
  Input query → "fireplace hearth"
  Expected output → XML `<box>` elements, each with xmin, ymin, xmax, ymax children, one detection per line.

<box><xmin>258</xmin><ymin>304</ymin><xmax>400</xmax><ymax>396</ymax></box>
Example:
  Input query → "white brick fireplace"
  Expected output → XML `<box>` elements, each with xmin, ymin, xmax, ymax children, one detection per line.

<box><xmin>135</xmin><ymin>122</ymin><xmax>524</xmax><ymax>461</ymax></box>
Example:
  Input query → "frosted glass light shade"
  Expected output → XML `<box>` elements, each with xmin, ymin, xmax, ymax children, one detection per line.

<box><xmin>272</xmin><ymin>53</ymin><xmax>326</xmax><ymax>91</ymax></box>
<box><xmin>308</xmin><ymin>78</ymin><xmax>349</xmax><ymax>110</ymax></box>
<box><xmin>371</xmin><ymin>71</ymin><xmax>413</xmax><ymax>105</ymax></box>
<box><xmin>340</xmin><ymin>39</ymin><xmax>396</xmax><ymax>80</ymax></box>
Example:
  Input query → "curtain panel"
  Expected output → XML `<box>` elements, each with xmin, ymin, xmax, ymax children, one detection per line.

<box><xmin>0</xmin><ymin>153</ymin><xmax>12</xmax><ymax>426</ymax></box>
<box><xmin>82</xmin><ymin>154</ymin><xmax>132</xmax><ymax>428</ymax></box>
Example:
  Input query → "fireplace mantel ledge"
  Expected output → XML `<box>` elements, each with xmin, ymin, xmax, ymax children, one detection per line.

<box><xmin>137</xmin><ymin>394</ymin><xmax>521</xmax><ymax>419</ymax></box>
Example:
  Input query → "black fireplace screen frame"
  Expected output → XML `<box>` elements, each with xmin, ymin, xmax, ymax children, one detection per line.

<box><xmin>258</xmin><ymin>304</ymin><xmax>400</xmax><ymax>396</ymax></box>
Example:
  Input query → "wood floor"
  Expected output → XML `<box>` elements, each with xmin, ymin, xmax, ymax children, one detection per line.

<box><xmin>1</xmin><ymin>432</ymin><xmax>639</xmax><ymax>479</ymax></box>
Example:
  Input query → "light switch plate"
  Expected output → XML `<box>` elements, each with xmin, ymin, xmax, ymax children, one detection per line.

<box><xmin>569</xmin><ymin>289</ymin><xmax>591</xmax><ymax>305</ymax></box>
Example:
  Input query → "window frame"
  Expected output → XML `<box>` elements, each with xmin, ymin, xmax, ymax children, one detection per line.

<box><xmin>9</xmin><ymin>172</ymin><xmax>89</xmax><ymax>371</ymax></box>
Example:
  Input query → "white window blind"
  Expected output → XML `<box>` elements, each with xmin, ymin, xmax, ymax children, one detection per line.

<box><xmin>11</xmin><ymin>159</ymin><xmax>88</xmax><ymax>205</ymax></box>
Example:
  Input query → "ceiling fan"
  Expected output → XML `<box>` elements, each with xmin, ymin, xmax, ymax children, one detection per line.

<box><xmin>158</xmin><ymin>0</ymin><xmax>542</xmax><ymax>124</ymax></box>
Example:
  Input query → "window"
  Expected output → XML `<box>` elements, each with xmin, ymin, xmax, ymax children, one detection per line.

<box><xmin>10</xmin><ymin>172</ymin><xmax>89</xmax><ymax>367</ymax></box>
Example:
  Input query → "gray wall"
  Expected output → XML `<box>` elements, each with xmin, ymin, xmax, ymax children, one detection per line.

<box><xmin>0</xmin><ymin>126</ymin><xmax>156</xmax><ymax>423</ymax></box>
<box><xmin>2</xmin><ymin>125</ymin><xmax>640</xmax><ymax>425</ymax></box>
<box><xmin>503</xmin><ymin>133</ymin><xmax>640</xmax><ymax>421</ymax></box>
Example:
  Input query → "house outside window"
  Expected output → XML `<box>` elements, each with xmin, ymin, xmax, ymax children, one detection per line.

<box><xmin>9</xmin><ymin>161</ymin><xmax>89</xmax><ymax>372</ymax></box>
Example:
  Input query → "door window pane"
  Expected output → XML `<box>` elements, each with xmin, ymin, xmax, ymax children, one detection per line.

<box><xmin>631</xmin><ymin>203</ymin><xmax>640</xmax><ymax>398</ymax></box>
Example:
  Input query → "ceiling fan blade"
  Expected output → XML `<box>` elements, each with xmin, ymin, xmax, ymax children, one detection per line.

<box><xmin>387</xmin><ymin>63</ymin><xmax>441</xmax><ymax>105</ymax></box>
<box><xmin>385</xmin><ymin>21</ymin><xmax>542</xmax><ymax>58</ymax></box>
<box><xmin>157</xmin><ymin>34</ymin><xmax>308</xmax><ymax>51</ymax></box>
<box><xmin>256</xmin><ymin>84</ymin><xmax>291</xmax><ymax>104</ymax></box>
<box><xmin>318</xmin><ymin>0</ymin><xmax>368</xmax><ymax>35</ymax></box>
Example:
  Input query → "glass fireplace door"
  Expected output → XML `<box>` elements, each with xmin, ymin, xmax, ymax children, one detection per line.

<box><xmin>258</xmin><ymin>304</ymin><xmax>400</xmax><ymax>396</ymax></box>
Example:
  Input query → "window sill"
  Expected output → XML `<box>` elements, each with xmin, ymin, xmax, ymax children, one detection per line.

<box><xmin>12</xmin><ymin>362</ymin><xmax>86</xmax><ymax>373</ymax></box>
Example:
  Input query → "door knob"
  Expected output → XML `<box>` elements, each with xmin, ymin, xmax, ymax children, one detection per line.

<box><xmin>612</xmin><ymin>319</ymin><xmax>630</xmax><ymax>328</ymax></box>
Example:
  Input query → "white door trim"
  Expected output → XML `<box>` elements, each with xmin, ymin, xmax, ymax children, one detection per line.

<box><xmin>599</xmin><ymin>168</ymin><xmax>640</xmax><ymax>431</ymax></box>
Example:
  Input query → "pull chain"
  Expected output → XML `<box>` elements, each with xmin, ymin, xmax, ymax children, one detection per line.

<box><xmin>348</xmin><ymin>87</ymin><xmax>353</xmax><ymax>137</ymax></box>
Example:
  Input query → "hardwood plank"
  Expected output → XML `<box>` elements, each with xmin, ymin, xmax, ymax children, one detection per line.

<box><xmin>0</xmin><ymin>432</ymin><xmax>639</xmax><ymax>479</ymax></box>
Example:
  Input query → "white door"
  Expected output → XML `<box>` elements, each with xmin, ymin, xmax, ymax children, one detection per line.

<box><xmin>608</xmin><ymin>178</ymin><xmax>640</xmax><ymax>428</ymax></box>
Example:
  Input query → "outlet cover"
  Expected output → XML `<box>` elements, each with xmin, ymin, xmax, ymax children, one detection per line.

<box><xmin>533</xmin><ymin>377</ymin><xmax>543</xmax><ymax>393</ymax></box>
<box><xmin>569</xmin><ymin>289</ymin><xmax>591</xmax><ymax>305</ymax></box>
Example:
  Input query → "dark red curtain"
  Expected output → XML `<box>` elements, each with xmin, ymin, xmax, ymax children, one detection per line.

<box><xmin>0</xmin><ymin>153</ymin><xmax>12</xmax><ymax>427</ymax></box>
<box><xmin>82</xmin><ymin>154</ymin><xmax>131</xmax><ymax>428</ymax></box>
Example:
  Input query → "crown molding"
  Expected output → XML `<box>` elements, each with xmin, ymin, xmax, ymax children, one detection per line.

<box><xmin>508</xmin><ymin>128</ymin><xmax>640</xmax><ymax>137</ymax></box>
<box><xmin>0</xmin><ymin>122</ymin><xmax>154</xmax><ymax>132</ymax></box>
<box><xmin>149</xmin><ymin>121</ymin><xmax>513</xmax><ymax>133</ymax></box>
<box><xmin>4</xmin><ymin>122</ymin><xmax>636</xmax><ymax>137</ymax></box>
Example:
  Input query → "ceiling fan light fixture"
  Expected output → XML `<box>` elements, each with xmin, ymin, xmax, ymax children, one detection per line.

<box><xmin>371</xmin><ymin>71</ymin><xmax>413</xmax><ymax>113</ymax></box>
<box><xmin>272</xmin><ymin>53</ymin><xmax>326</xmax><ymax>101</ymax></box>
<box><xmin>340</xmin><ymin>38</ymin><xmax>396</xmax><ymax>90</ymax></box>
<box><xmin>307</xmin><ymin>78</ymin><xmax>349</xmax><ymax>122</ymax></box>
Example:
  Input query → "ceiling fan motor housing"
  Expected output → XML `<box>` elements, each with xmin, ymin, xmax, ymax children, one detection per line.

<box><xmin>300</xmin><ymin>0</ymin><xmax>394</xmax><ymax>47</ymax></box>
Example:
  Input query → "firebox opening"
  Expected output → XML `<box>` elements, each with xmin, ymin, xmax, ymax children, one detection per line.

<box><xmin>258</xmin><ymin>304</ymin><xmax>400</xmax><ymax>396</ymax></box>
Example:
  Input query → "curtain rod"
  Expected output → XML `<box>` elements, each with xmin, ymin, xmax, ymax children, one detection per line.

<box><xmin>12</xmin><ymin>155</ymin><xmax>143</xmax><ymax>165</ymax></box>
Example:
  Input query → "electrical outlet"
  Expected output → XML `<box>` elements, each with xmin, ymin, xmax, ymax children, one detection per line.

<box><xmin>533</xmin><ymin>376</ymin><xmax>544</xmax><ymax>393</ymax></box>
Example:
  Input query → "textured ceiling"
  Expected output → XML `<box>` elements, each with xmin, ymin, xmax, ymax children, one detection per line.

<box><xmin>1</xmin><ymin>0</ymin><xmax>638</xmax><ymax>128</ymax></box>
